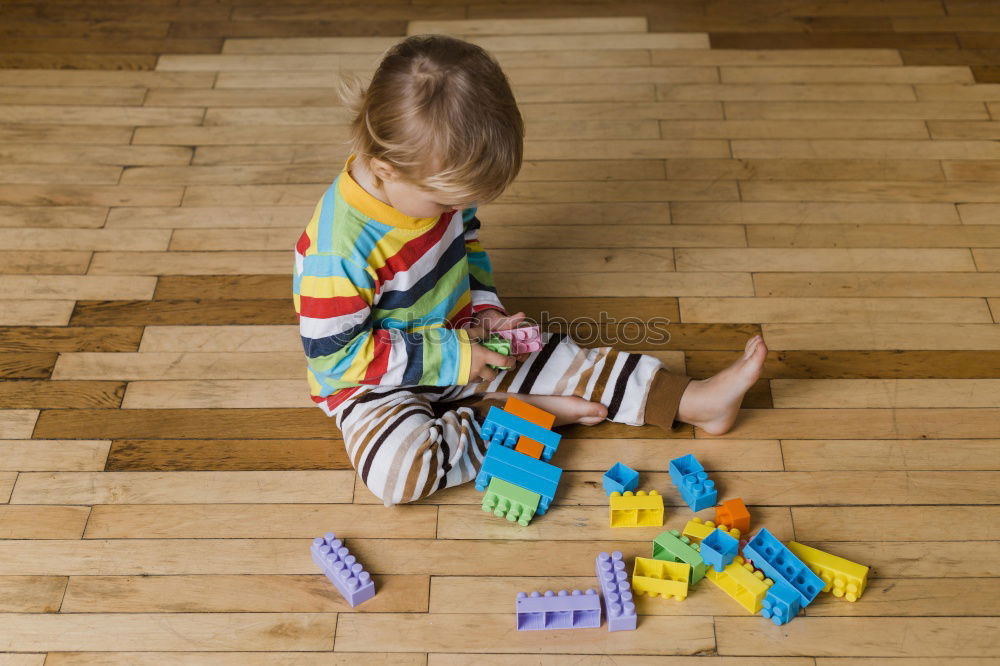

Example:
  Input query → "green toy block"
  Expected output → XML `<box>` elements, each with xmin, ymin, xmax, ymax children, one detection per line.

<box><xmin>481</xmin><ymin>334</ymin><xmax>513</xmax><ymax>370</ymax></box>
<box><xmin>653</xmin><ymin>529</ymin><xmax>708</xmax><ymax>584</ymax></box>
<box><xmin>482</xmin><ymin>477</ymin><xmax>540</xmax><ymax>526</ymax></box>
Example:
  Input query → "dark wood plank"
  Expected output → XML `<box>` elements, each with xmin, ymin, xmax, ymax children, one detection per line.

<box><xmin>0</xmin><ymin>20</ymin><xmax>170</xmax><ymax>39</ymax></box>
<box><xmin>0</xmin><ymin>54</ymin><xmax>159</xmax><ymax>70</ymax></box>
<box><xmin>0</xmin><ymin>38</ymin><xmax>223</xmax><ymax>54</ymax></box>
<box><xmin>0</xmin><ymin>380</ymin><xmax>124</xmax><ymax>409</ymax></box>
<box><xmin>168</xmin><ymin>20</ymin><xmax>406</xmax><ymax>39</ymax></box>
<box><xmin>0</xmin><ymin>326</ymin><xmax>142</xmax><ymax>352</ymax></box>
<box><xmin>972</xmin><ymin>66</ymin><xmax>1000</xmax><ymax>82</ymax></box>
<box><xmin>900</xmin><ymin>48</ymin><xmax>1000</xmax><ymax>65</ymax></box>
<box><xmin>0</xmin><ymin>353</ymin><xmax>57</xmax><ymax>379</ymax></box>
<box><xmin>688</xmin><ymin>350</ymin><xmax>1000</xmax><ymax>379</ymax></box>
<box><xmin>69</xmin><ymin>300</ymin><xmax>297</xmax><ymax>326</ymax></box>
<box><xmin>154</xmin><ymin>275</ymin><xmax>289</xmax><ymax>300</ymax></box>
<box><xmin>105</xmin><ymin>438</ymin><xmax>351</xmax><ymax>471</ymax></box>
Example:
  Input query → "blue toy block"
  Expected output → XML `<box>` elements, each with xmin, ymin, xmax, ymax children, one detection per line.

<box><xmin>596</xmin><ymin>551</ymin><xmax>637</xmax><ymax>631</ymax></box>
<box><xmin>743</xmin><ymin>528</ymin><xmax>825</xmax><ymax>608</ymax></box>
<box><xmin>761</xmin><ymin>581</ymin><xmax>802</xmax><ymax>626</ymax></box>
<box><xmin>482</xmin><ymin>406</ymin><xmax>561</xmax><ymax>462</ymax></box>
<box><xmin>475</xmin><ymin>442</ymin><xmax>562</xmax><ymax>515</ymax></box>
<box><xmin>310</xmin><ymin>533</ymin><xmax>375</xmax><ymax>607</ymax></box>
<box><xmin>602</xmin><ymin>462</ymin><xmax>639</xmax><ymax>496</ymax></box>
<box><xmin>515</xmin><ymin>589</ymin><xmax>601</xmax><ymax>631</ymax></box>
<box><xmin>700</xmin><ymin>528</ymin><xmax>740</xmax><ymax>572</ymax></box>
<box><xmin>668</xmin><ymin>454</ymin><xmax>704</xmax><ymax>486</ymax></box>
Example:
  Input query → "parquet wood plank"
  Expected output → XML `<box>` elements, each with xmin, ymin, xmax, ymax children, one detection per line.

<box><xmin>741</xmin><ymin>180</ymin><xmax>1000</xmax><ymax>203</ymax></box>
<box><xmin>0</xmin><ymin>106</ymin><xmax>204</xmax><ymax>126</ymax></box>
<box><xmin>88</xmin><ymin>252</ymin><xmax>291</xmax><ymax>275</ymax></box>
<box><xmin>0</xmin><ymin>165</ymin><xmax>117</xmax><ymax>185</ymax></box>
<box><xmin>0</xmin><ymin>276</ymin><xmax>156</xmax><ymax>300</ymax></box>
<box><xmin>0</xmin><ymin>576</ymin><xmax>66</xmax><ymax>613</ymax></box>
<box><xmin>105</xmin><ymin>438</ymin><xmax>348</xmax><ymax>471</ymax></box>
<box><xmin>0</xmin><ymin>327</ymin><xmax>142</xmax><ymax>353</ymax></box>
<box><xmin>0</xmin><ymin>656</ymin><xmax>47</xmax><ymax>666</ymax></box>
<box><xmin>917</xmin><ymin>83</ymin><xmax>1000</xmax><ymax>100</ymax></box>
<box><xmin>0</xmin><ymin>473</ymin><xmax>15</xmax><ymax>503</ymax></box>
<box><xmin>0</xmin><ymin>124</ymin><xmax>133</xmax><ymax>144</ymax></box>
<box><xmin>115</xmin><ymin>380</ymin><xmax>317</xmax><ymax>408</ymax></box>
<box><xmin>0</xmin><ymin>207</ymin><xmax>106</xmax><ymax>229</ymax></box>
<box><xmin>428</xmin><ymin>658</ymin><xmax>807</xmax><ymax>666</ymax></box>
<box><xmin>930</xmin><ymin>120</ymin><xmax>1000</xmax><ymax>138</ymax></box>
<box><xmin>45</xmin><ymin>654</ymin><xmax>421</xmax><ymax>666</ymax></box>
<box><xmin>724</xmin><ymin>100</ymin><xmax>988</xmax><ymax>119</ymax></box>
<box><xmin>0</xmin><ymin>506</ymin><xmax>90</xmax><ymax>539</ymax></box>
<box><xmin>0</xmin><ymin>87</ymin><xmax>145</xmax><ymax>106</ymax></box>
<box><xmin>0</xmin><ymin>186</ymin><xmax>183</xmax><ymax>207</ymax></box>
<box><xmin>0</xmin><ymin>54</ymin><xmax>158</xmax><ymax>70</ymax></box>
<box><xmin>650</xmin><ymin>49</ymin><xmax>903</xmax><ymax>66</ymax></box>
<box><xmin>0</xmin><ymin>354</ymin><xmax>57</xmax><ymax>379</ymax></box>
<box><xmin>733</xmin><ymin>138</ymin><xmax>1000</xmax><ymax>159</ymax></box>
<box><xmin>975</xmin><ymin>249</ymin><xmax>1000</xmax><ymax>270</ymax></box>
<box><xmin>688</xmin><ymin>350</ymin><xmax>1000</xmax><ymax>378</ymax></box>
<box><xmin>106</xmin><ymin>206</ymin><xmax>311</xmax><ymax>228</ymax></box>
<box><xmin>9</xmin><ymin>471</ymin><xmax>353</xmax><ymax>504</ymax></box>
<box><xmin>963</xmin><ymin>204</ymin><xmax>1000</xmax><ymax>223</ymax></box>
<box><xmin>0</xmin><ymin>251</ymin><xmax>91</xmax><ymax>274</ymax></box>
<box><xmin>0</xmin><ymin>145</ymin><xmax>192</xmax><ymax>166</ymax></box>
<box><xmin>0</xmin><ymin>440</ymin><xmax>109</xmax><ymax>472</ymax></box>
<box><xmin>0</xmin><ymin>21</ymin><xmax>170</xmax><ymax>40</ymax></box>
<box><xmin>0</xmin><ymin>613</ymin><xmax>337</xmax><ymax>652</ymax></box>
<box><xmin>0</xmin><ymin>302</ymin><xmax>74</xmax><ymax>326</ymax></box>
<box><xmin>772</xmin><ymin>378</ymin><xmax>1000</xmax><ymax>407</ymax></box>
<box><xmin>60</xmin><ymin>573</ymin><xmax>430</xmax><ymax>612</ymax></box>
<box><xmin>407</xmin><ymin>16</ymin><xmax>648</xmax><ymax>35</ymax></box>
<box><xmin>677</xmin><ymin>249</ymin><xmax>973</xmax><ymax>272</ymax></box>
<box><xmin>680</xmin><ymin>297</ymin><xmax>990</xmax><ymax>323</ymax></box>
<box><xmin>84</xmin><ymin>504</ymin><xmax>435</xmax><ymax>539</ymax></box>
<box><xmin>0</xmin><ymin>37</ymin><xmax>223</xmax><ymax>55</ymax></box>
<box><xmin>672</xmin><ymin>201</ymin><xmax>960</xmax><ymax>224</ymax></box>
<box><xmin>659</xmin><ymin>119</ymin><xmax>928</xmax><ymax>139</ymax></box>
<box><xmin>755</xmin><ymin>273</ymin><xmax>1000</xmax><ymax>297</ymax></box>
<box><xmin>709</xmin><ymin>32</ymin><xmax>957</xmax><ymax>50</ymax></box>
<box><xmin>722</xmin><ymin>65</ymin><xmax>973</xmax><ymax>84</ymax></box>
<box><xmin>491</xmin><ymin>272</ymin><xmax>752</xmax><ymax>297</ymax></box>
<box><xmin>170</xmin><ymin>18</ymin><xmax>406</xmax><ymax>40</ymax></box>
<box><xmin>0</xmin><ymin>230</ymin><xmax>169</xmax><ymax>252</ymax></box>
<box><xmin>782</xmin><ymin>439</ymin><xmax>1000</xmax><ymax>470</ymax></box>
<box><xmin>657</xmin><ymin>83</ymin><xmax>917</xmax><ymax>101</ymax></box>
<box><xmin>0</xmin><ymin>380</ymin><xmax>124</xmax><ymax>409</ymax></box>
<box><xmin>665</xmin><ymin>158</ymin><xmax>942</xmax><ymax>181</ymax></box>
<box><xmin>762</xmin><ymin>323</ymin><xmax>1000</xmax><ymax>349</ymax></box>
<box><xmin>66</xmin><ymin>299</ymin><xmax>312</xmax><ymax>325</ymax></box>
<box><xmin>138</xmin><ymin>324</ymin><xmax>296</xmax><ymax>350</ymax></box>
<box><xmin>749</xmin><ymin>225</ymin><xmax>1000</xmax><ymax>247</ymax></box>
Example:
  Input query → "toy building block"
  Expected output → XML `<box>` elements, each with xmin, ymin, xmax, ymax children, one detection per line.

<box><xmin>515</xmin><ymin>589</ymin><xmax>601</xmax><ymax>631</ymax></box>
<box><xmin>482</xmin><ymin>477</ymin><xmax>540</xmax><ymax>526</ymax></box>
<box><xmin>704</xmin><ymin>555</ymin><xmax>773</xmax><ymax>614</ymax></box>
<box><xmin>632</xmin><ymin>557</ymin><xmax>690</xmax><ymax>601</ymax></box>
<box><xmin>788</xmin><ymin>541</ymin><xmax>869</xmax><ymax>602</ymax></box>
<box><xmin>682</xmin><ymin>517</ymin><xmax>740</xmax><ymax>544</ymax></box>
<box><xmin>496</xmin><ymin>325</ymin><xmax>543</xmax><ymax>354</ymax></box>
<box><xmin>602</xmin><ymin>461</ymin><xmax>639</xmax><ymax>496</ymax></box>
<box><xmin>652</xmin><ymin>530</ymin><xmax>708</xmax><ymax>584</ymax></box>
<box><xmin>310</xmin><ymin>533</ymin><xmax>375</xmax><ymax>607</ymax></box>
<box><xmin>609</xmin><ymin>490</ymin><xmax>664</xmax><ymax>528</ymax></box>
<box><xmin>596</xmin><ymin>551</ymin><xmax>637</xmax><ymax>632</ymax></box>
<box><xmin>668</xmin><ymin>454</ymin><xmax>717</xmax><ymax>512</ymax></box>
<box><xmin>503</xmin><ymin>396</ymin><xmax>555</xmax><ymax>429</ymax></box>
<box><xmin>514</xmin><ymin>436</ymin><xmax>544</xmax><ymax>459</ymax></box>
<box><xmin>475</xmin><ymin>441</ymin><xmax>561</xmax><ymax>515</ymax></box>
<box><xmin>701</xmin><ymin>528</ymin><xmax>740</xmax><ymax>573</ymax></box>
<box><xmin>481</xmin><ymin>406</ymin><xmax>561</xmax><ymax>462</ymax></box>
<box><xmin>715</xmin><ymin>498</ymin><xmax>751</xmax><ymax>534</ymax></box>
<box><xmin>481</xmin><ymin>334</ymin><xmax>512</xmax><ymax>370</ymax></box>
<box><xmin>743</xmin><ymin>529</ymin><xmax>824</xmax><ymax>608</ymax></box>
<box><xmin>760</xmin><ymin>581</ymin><xmax>802</xmax><ymax>625</ymax></box>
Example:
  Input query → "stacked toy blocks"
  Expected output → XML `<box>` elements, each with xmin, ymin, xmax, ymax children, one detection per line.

<box><xmin>668</xmin><ymin>454</ymin><xmax>717</xmax><ymax>511</ymax></box>
<box><xmin>744</xmin><ymin>529</ymin><xmax>825</xmax><ymax>611</ymax></box>
<box><xmin>788</xmin><ymin>541</ymin><xmax>869</xmax><ymax>602</ymax></box>
<box><xmin>596</xmin><ymin>551</ymin><xmax>637</xmax><ymax>631</ymax></box>
<box><xmin>475</xmin><ymin>397</ymin><xmax>562</xmax><ymax>524</ymax></box>
<box><xmin>602</xmin><ymin>461</ymin><xmax>639</xmax><ymax>496</ymax></box>
<box><xmin>704</xmin><ymin>555</ymin><xmax>773</xmax><ymax>614</ymax></box>
<box><xmin>682</xmin><ymin>517</ymin><xmax>741</xmax><ymax>544</ymax></box>
<box><xmin>515</xmin><ymin>589</ymin><xmax>601</xmax><ymax>631</ymax></box>
<box><xmin>496</xmin><ymin>325</ymin><xmax>543</xmax><ymax>354</ymax></box>
<box><xmin>311</xmin><ymin>532</ymin><xmax>375</xmax><ymax>607</ymax></box>
<box><xmin>609</xmin><ymin>490</ymin><xmax>664</xmax><ymax>528</ymax></box>
<box><xmin>701</xmin><ymin>528</ymin><xmax>740</xmax><ymax>572</ymax></box>
<box><xmin>652</xmin><ymin>529</ymin><xmax>708</xmax><ymax>583</ymax></box>
<box><xmin>633</xmin><ymin>557</ymin><xmax>690</xmax><ymax>601</ymax></box>
<box><xmin>715</xmin><ymin>498</ymin><xmax>751</xmax><ymax>533</ymax></box>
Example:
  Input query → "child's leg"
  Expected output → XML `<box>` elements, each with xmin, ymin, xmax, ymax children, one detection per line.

<box><xmin>333</xmin><ymin>385</ymin><xmax>488</xmax><ymax>507</ymax></box>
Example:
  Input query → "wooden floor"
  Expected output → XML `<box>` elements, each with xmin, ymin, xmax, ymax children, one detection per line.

<box><xmin>2</xmin><ymin>2</ymin><xmax>1000</xmax><ymax>663</ymax></box>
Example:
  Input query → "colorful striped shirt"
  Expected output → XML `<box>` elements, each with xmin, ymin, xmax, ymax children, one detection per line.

<box><xmin>293</xmin><ymin>154</ymin><xmax>505</xmax><ymax>415</ymax></box>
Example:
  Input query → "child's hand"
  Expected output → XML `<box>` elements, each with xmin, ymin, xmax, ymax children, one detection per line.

<box><xmin>475</xmin><ymin>308</ymin><xmax>528</xmax><ymax>333</ymax></box>
<box><xmin>469</xmin><ymin>341</ymin><xmax>514</xmax><ymax>382</ymax></box>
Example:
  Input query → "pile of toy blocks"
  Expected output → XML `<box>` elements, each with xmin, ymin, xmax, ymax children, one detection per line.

<box><xmin>475</xmin><ymin>395</ymin><xmax>563</xmax><ymax>526</ymax></box>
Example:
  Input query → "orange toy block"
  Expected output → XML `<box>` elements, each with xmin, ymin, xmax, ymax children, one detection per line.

<box><xmin>514</xmin><ymin>435</ymin><xmax>545</xmax><ymax>459</ymax></box>
<box><xmin>714</xmin><ymin>498</ymin><xmax>751</xmax><ymax>534</ymax></box>
<box><xmin>503</xmin><ymin>396</ymin><xmax>556</xmax><ymax>430</ymax></box>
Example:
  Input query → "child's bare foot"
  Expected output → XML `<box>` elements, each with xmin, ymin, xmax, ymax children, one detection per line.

<box><xmin>676</xmin><ymin>335</ymin><xmax>768</xmax><ymax>435</ymax></box>
<box><xmin>484</xmin><ymin>392</ymin><xmax>608</xmax><ymax>427</ymax></box>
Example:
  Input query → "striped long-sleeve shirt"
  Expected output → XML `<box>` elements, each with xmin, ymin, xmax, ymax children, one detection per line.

<box><xmin>293</xmin><ymin>154</ymin><xmax>505</xmax><ymax>415</ymax></box>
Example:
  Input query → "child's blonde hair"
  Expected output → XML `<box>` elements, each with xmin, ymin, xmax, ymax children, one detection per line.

<box><xmin>339</xmin><ymin>34</ymin><xmax>524</xmax><ymax>206</ymax></box>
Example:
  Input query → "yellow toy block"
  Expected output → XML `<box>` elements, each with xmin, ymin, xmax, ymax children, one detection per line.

<box><xmin>682</xmin><ymin>517</ymin><xmax>741</xmax><ymax>544</ymax></box>
<box><xmin>788</xmin><ymin>541</ymin><xmax>869</xmax><ymax>602</ymax></box>
<box><xmin>705</xmin><ymin>555</ymin><xmax>773</xmax><ymax>614</ymax></box>
<box><xmin>632</xmin><ymin>556</ymin><xmax>690</xmax><ymax>601</ymax></box>
<box><xmin>609</xmin><ymin>490</ymin><xmax>664</xmax><ymax>528</ymax></box>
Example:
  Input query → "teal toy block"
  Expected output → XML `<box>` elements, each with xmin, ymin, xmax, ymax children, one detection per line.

<box><xmin>481</xmin><ymin>406</ymin><xmax>561</xmax><ymax>462</ymax></box>
<box><xmin>475</xmin><ymin>441</ymin><xmax>561</xmax><ymax>515</ymax></box>
<box><xmin>652</xmin><ymin>529</ymin><xmax>708</xmax><ymax>584</ymax></box>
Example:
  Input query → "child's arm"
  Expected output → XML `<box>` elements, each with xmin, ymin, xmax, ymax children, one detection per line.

<box><xmin>462</xmin><ymin>207</ymin><xmax>506</xmax><ymax>315</ymax></box>
<box><xmin>296</xmin><ymin>251</ymin><xmax>473</xmax><ymax>389</ymax></box>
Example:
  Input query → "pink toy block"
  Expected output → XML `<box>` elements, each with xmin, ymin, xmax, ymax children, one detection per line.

<box><xmin>495</xmin><ymin>325</ymin><xmax>543</xmax><ymax>354</ymax></box>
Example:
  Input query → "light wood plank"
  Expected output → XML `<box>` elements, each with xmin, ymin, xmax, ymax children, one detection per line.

<box><xmin>407</xmin><ymin>16</ymin><xmax>648</xmax><ymax>35</ymax></box>
<box><xmin>9</xmin><ymin>471</ymin><xmax>353</xmax><ymax>504</ymax></box>
<box><xmin>84</xmin><ymin>504</ymin><xmax>436</xmax><ymax>538</ymax></box>
<box><xmin>0</xmin><ymin>106</ymin><xmax>204</xmax><ymax>126</ymax></box>
<box><xmin>0</xmin><ymin>206</ymin><xmax>106</xmax><ymax>229</ymax></box>
<box><xmin>0</xmin><ymin>655</ymin><xmax>43</xmax><ymax>666</ymax></box>
<box><xmin>139</xmin><ymin>325</ymin><xmax>297</xmax><ymax>352</ymax></box>
<box><xmin>335</xmin><ymin>613</ymin><xmax>713</xmax><ymax>655</ymax></box>
<box><xmin>917</xmin><ymin>83</ymin><xmax>1000</xmax><ymax>100</ymax></box>
<box><xmin>681</xmin><ymin>297</ymin><xmax>991</xmax><ymax>323</ymax></box>
<box><xmin>46</xmin><ymin>655</ymin><xmax>421</xmax><ymax>666</ymax></box>
<box><xmin>974</xmin><ymin>249</ymin><xmax>1000</xmax><ymax>271</ymax></box>
<box><xmin>704</xmin><ymin>408</ymin><xmax>1000</xmax><ymax>439</ymax></box>
<box><xmin>657</xmin><ymin>84</ymin><xmax>917</xmax><ymax>102</ymax></box>
<box><xmin>960</xmin><ymin>204</ymin><xmax>1000</xmax><ymax>224</ymax></box>
<box><xmin>0</xmin><ymin>302</ymin><xmax>74</xmax><ymax>326</ymax></box>
<box><xmin>88</xmin><ymin>251</ymin><xmax>291</xmax><ymax>275</ymax></box>
<box><xmin>61</xmin><ymin>573</ymin><xmax>429</xmax><ymax>612</ymax></box>
<box><xmin>748</xmin><ymin>225</ymin><xmax>1000</xmax><ymax>248</ymax></box>
<box><xmin>677</xmin><ymin>249</ymin><xmax>973</xmax><ymax>272</ymax></box>
<box><xmin>106</xmin><ymin>206</ymin><xmax>312</xmax><ymax>228</ymax></box>
<box><xmin>509</xmin><ymin>67</ymin><xmax>718</xmax><ymax>86</ymax></box>
<box><xmin>0</xmin><ymin>144</ymin><xmax>192</xmax><ymax>166</ymax></box>
<box><xmin>0</xmin><ymin>506</ymin><xmax>90</xmax><ymax>539</ymax></box>
<box><xmin>0</xmin><ymin>411</ymin><xmax>38</xmax><ymax>439</ymax></box>
<box><xmin>0</xmin><ymin>86</ymin><xmax>145</xmax><ymax>106</ymax></box>
<box><xmin>756</xmin><ymin>273</ymin><xmax>1000</xmax><ymax>297</ymax></box>
<box><xmin>672</xmin><ymin>202</ymin><xmax>959</xmax><ymax>225</ymax></box>
<box><xmin>722</xmin><ymin>66</ymin><xmax>972</xmax><ymax>84</ymax></box>
<box><xmin>652</xmin><ymin>49</ymin><xmax>903</xmax><ymax>66</ymax></box>
<box><xmin>54</xmin><ymin>352</ymin><xmax>304</xmax><ymax>380</ymax></box>
<box><xmin>659</xmin><ymin>119</ymin><xmax>928</xmax><ymax>139</ymax></box>
<box><xmin>0</xmin><ymin>576</ymin><xmax>65</xmax><ymax>613</ymax></box>
<box><xmin>0</xmin><ymin>185</ymin><xmax>183</xmax><ymax>207</ymax></box>
<box><xmin>0</xmin><ymin>165</ymin><xmax>120</xmax><ymax>185</ymax></box>
<box><xmin>0</xmin><ymin>440</ymin><xmax>109</xmax><ymax>471</ymax></box>
<box><xmin>733</xmin><ymin>139</ymin><xmax>1000</xmax><ymax>159</ymax></box>
<box><xmin>0</xmin><ymin>276</ymin><xmax>157</xmax><ymax>300</ymax></box>
<box><xmin>120</xmin><ymin>380</ymin><xmax>309</xmax><ymax>408</ymax></box>
<box><xmin>526</xmin><ymin>140</ymin><xmax>728</xmax><ymax>160</ymax></box>
<box><xmin>725</xmin><ymin>101</ymin><xmax>988</xmax><ymax>120</ymax></box>
<box><xmin>772</xmin><ymin>379</ymin><xmax>1000</xmax><ymax>407</ymax></box>
<box><xmin>741</xmin><ymin>180</ymin><xmax>1000</xmax><ymax>203</ymax></box>
<box><xmin>716</xmin><ymin>617</ymin><xmax>999</xmax><ymax>657</ymax></box>
<box><xmin>546</xmin><ymin>438</ymin><xmax>783</xmax><ymax>473</ymax></box>
<box><xmin>0</xmin><ymin>71</ymin><xmax>213</xmax><ymax>88</ymax></box>
<box><xmin>795</xmin><ymin>506</ymin><xmax>1000</xmax><ymax>541</ymax></box>
<box><xmin>763</xmin><ymin>323</ymin><xmax>1000</xmax><ymax>349</ymax></box>
<box><xmin>501</xmin><ymin>180</ymin><xmax>738</xmax><ymax>203</ymax></box>
<box><xmin>0</xmin><ymin>229</ymin><xmax>170</xmax><ymax>252</ymax></box>
<box><xmin>666</xmin><ymin>158</ymin><xmax>942</xmax><ymax>181</ymax></box>
<box><xmin>493</xmin><ymin>272</ymin><xmax>753</xmax><ymax>297</ymax></box>
<box><xmin>0</xmin><ymin>613</ymin><xmax>336</xmax><ymax>652</ymax></box>
<box><xmin>0</xmin><ymin>252</ymin><xmax>89</xmax><ymax>274</ymax></box>
<box><xmin>929</xmin><ymin>120</ymin><xmax>1000</xmax><ymax>139</ymax></box>
<box><xmin>0</xmin><ymin>124</ymin><xmax>133</xmax><ymax>144</ymax></box>
<box><xmin>782</xmin><ymin>439</ymin><xmax>1000</xmax><ymax>471</ymax></box>
<box><xmin>0</xmin><ymin>473</ymin><xmax>14</xmax><ymax>503</ymax></box>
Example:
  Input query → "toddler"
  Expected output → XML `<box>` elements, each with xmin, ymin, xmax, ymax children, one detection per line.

<box><xmin>293</xmin><ymin>35</ymin><xmax>767</xmax><ymax>506</ymax></box>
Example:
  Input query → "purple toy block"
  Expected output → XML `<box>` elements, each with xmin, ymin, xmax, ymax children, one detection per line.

<box><xmin>515</xmin><ymin>589</ymin><xmax>601</xmax><ymax>631</ymax></box>
<box><xmin>311</xmin><ymin>532</ymin><xmax>375</xmax><ymax>607</ymax></box>
<box><xmin>701</xmin><ymin>528</ymin><xmax>740</xmax><ymax>572</ymax></box>
<box><xmin>495</xmin><ymin>325</ymin><xmax>543</xmax><ymax>355</ymax></box>
<box><xmin>596</xmin><ymin>551</ymin><xmax>637</xmax><ymax>631</ymax></box>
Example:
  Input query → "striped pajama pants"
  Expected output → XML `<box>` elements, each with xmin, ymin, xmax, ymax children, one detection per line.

<box><xmin>331</xmin><ymin>331</ymin><xmax>687</xmax><ymax>506</ymax></box>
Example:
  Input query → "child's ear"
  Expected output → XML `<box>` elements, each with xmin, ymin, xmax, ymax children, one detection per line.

<box><xmin>369</xmin><ymin>158</ymin><xmax>397</xmax><ymax>183</ymax></box>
